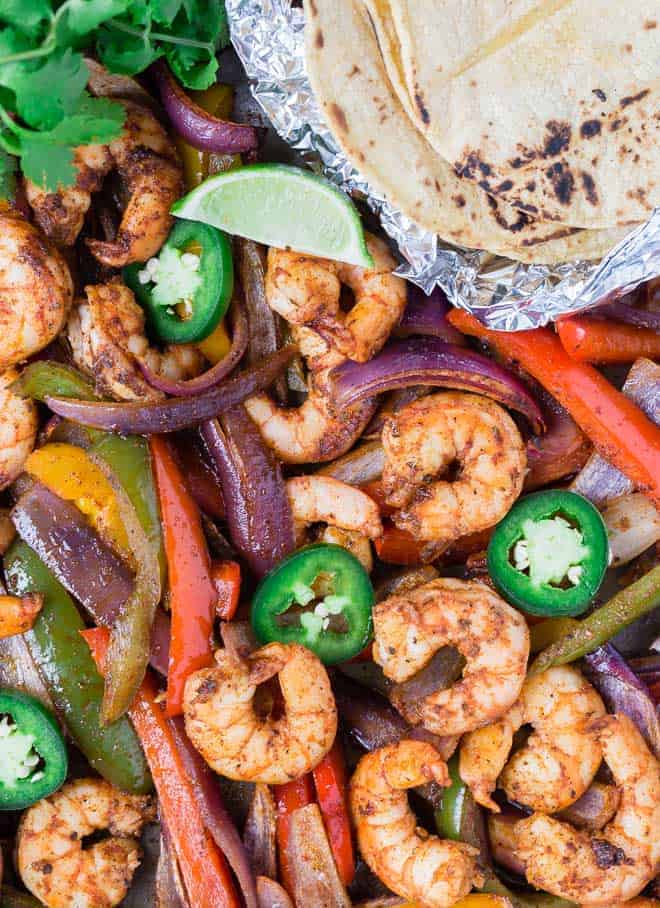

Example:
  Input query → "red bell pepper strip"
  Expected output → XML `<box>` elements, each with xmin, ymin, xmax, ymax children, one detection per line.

<box><xmin>374</xmin><ymin>523</ymin><xmax>427</xmax><ymax>565</ymax></box>
<box><xmin>211</xmin><ymin>560</ymin><xmax>241</xmax><ymax>620</ymax></box>
<box><xmin>447</xmin><ymin>309</ymin><xmax>660</xmax><ymax>507</ymax></box>
<box><xmin>82</xmin><ymin>628</ymin><xmax>240</xmax><ymax>908</ymax></box>
<box><xmin>557</xmin><ymin>316</ymin><xmax>660</xmax><ymax>364</ymax></box>
<box><xmin>150</xmin><ymin>436</ymin><xmax>216</xmax><ymax>716</ymax></box>
<box><xmin>312</xmin><ymin>739</ymin><xmax>356</xmax><ymax>887</ymax></box>
<box><xmin>273</xmin><ymin>774</ymin><xmax>315</xmax><ymax>897</ymax></box>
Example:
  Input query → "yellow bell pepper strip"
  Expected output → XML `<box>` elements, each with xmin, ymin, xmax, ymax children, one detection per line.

<box><xmin>150</xmin><ymin>435</ymin><xmax>216</xmax><ymax>716</ymax></box>
<box><xmin>199</xmin><ymin>319</ymin><xmax>233</xmax><ymax>363</ymax></box>
<box><xmin>176</xmin><ymin>84</ymin><xmax>238</xmax><ymax>190</ymax></box>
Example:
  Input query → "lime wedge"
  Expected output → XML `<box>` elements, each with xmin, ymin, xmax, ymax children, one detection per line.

<box><xmin>172</xmin><ymin>164</ymin><xmax>374</xmax><ymax>268</ymax></box>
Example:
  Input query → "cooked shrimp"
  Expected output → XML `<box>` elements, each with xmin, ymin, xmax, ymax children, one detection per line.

<box><xmin>373</xmin><ymin>577</ymin><xmax>529</xmax><ymax>736</ymax></box>
<box><xmin>0</xmin><ymin>593</ymin><xmax>42</xmax><ymax>639</ymax></box>
<box><xmin>183</xmin><ymin>642</ymin><xmax>337</xmax><ymax>784</ymax></box>
<box><xmin>266</xmin><ymin>233</ymin><xmax>407</xmax><ymax>363</ymax></box>
<box><xmin>287</xmin><ymin>475</ymin><xmax>382</xmax><ymax>569</ymax></box>
<box><xmin>67</xmin><ymin>281</ymin><xmax>204</xmax><ymax>401</ymax></box>
<box><xmin>245</xmin><ymin>369</ymin><xmax>375</xmax><ymax>464</ymax></box>
<box><xmin>350</xmin><ymin>740</ymin><xmax>483</xmax><ymax>907</ymax></box>
<box><xmin>516</xmin><ymin>714</ymin><xmax>660</xmax><ymax>905</ymax></box>
<box><xmin>460</xmin><ymin>665</ymin><xmax>605</xmax><ymax>814</ymax></box>
<box><xmin>381</xmin><ymin>392</ymin><xmax>526</xmax><ymax>543</ymax></box>
<box><xmin>26</xmin><ymin>100</ymin><xmax>183</xmax><ymax>267</ymax></box>
<box><xmin>17</xmin><ymin>778</ymin><xmax>155</xmax><ymax>908</ymax></box>
<box><xmin>0</xmin><ymin>214</ymin><xmax>73</xmax><ymax>371</ymax></box>
<box><xmin>0</xmin><ymin>369</ymin><xmax>38</xmax><ymax>490</ymax></box>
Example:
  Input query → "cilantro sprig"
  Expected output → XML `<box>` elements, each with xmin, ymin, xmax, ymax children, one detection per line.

<box><xmin>0</xmin><ymin>0</ymin><xmax>229</xmax><ymax>194</ymax></box>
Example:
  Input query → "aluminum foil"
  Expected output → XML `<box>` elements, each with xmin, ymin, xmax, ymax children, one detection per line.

<box><xmin>226</xmin><ymin>0</ymin><xmax>660</xmax><ymax>329</ymax></box>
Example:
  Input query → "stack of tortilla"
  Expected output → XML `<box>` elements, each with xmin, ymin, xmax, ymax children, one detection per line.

<box><xmin>303</xmin><ymin>0</ymin><xmax>658</xmax><ymax>263</ymax></box>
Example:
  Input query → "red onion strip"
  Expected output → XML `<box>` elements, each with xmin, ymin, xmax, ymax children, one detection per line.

<box><xmin>395</xmin><ymin>285</ymin><xmax>466</xmax><ymax>345</ymax></box>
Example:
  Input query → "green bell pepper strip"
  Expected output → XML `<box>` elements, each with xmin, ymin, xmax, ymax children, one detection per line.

<box><xmin>488</xmin><ymin>490</ymin><xmax>609</xmax><ymax>617</ymax></box>
<box><xmin>4</xmin><ymin>541</ymin><xmax>152</xmax><ymax>795</ymax></box>
<box><xmin>252</xmin><ymin>543</ymin><xmax>374</xmax><ymax>665</ymax></box>
<box><xmin>125</xmin><ymin>219</ymin><xmax>233</xmax><ymax>345</ymax></box>
<box><xmin>0</xmin><ymin>688</ymin><xmax>67</xmax><ymax>810</ymax></box>
<box><xmin>10</xmin><ymin>361</ymin><xmax>99</xmax><ymax>403</ymax></box>
<box><xmin>530</xmin><ymin>562</ymin><xmax>660</xmax><ymax>676</ymax></box>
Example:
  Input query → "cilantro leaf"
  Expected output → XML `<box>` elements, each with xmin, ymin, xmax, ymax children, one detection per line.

<box><xmin>0</xmin><ymin>148</ymin><xmax>17</xmax><ymax>200</ymax></box>
<box><xmin>54</xmin><ymin>0</ymin><xmax>131</xmax><ymax>44</ymax></box>
<box><xmin>20</xmin><ymin>138</ymin><xmax>76</xmax><ymax>190</ymax></box>
<box><xmin>0</xmin><ymin>0</ymin><xmax>51</xmax><ymax>35</ymax></box>
<box><xmin>151</xmin><ymin>0</ymin><xmax>184</xmax><ymax>26</ymax></box>
<box><xmin>96</xmin><ymin>20</ymin><xmax>162</xmax><ymax>75</ymax></box>
<box><xmin>12</xmin><ymin>49</ymin><xmax>88</xmax><ymax>130</ymax></box>
<box><xmin>46</xmin><ymin>93</ymin><xmax>125</xmax><ymax>144</ymax></box>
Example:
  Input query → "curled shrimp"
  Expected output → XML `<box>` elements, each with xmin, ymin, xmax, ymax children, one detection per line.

<box><xmin>373</xmin><ymin>577</ymin><xmax>529</xmax><ymax>736</ymax></box>
<box><xmin>244</xmin><ymin>369</ymin><xmax>375</xmax><ymax>464</ymax></box>
<box><xmin>0</xmin><ymin>593</ymin><xmax>42</xmax><ymax>639</ymax></box>
<box><xmin>266</xmin><ymin>233</ymin><xmax>407</xmax><ymax>364</ymax></box>
<box><xmin>516</xmin><ymin>713</ymin><xmax>660</xmax><ymax>905</ymax></box>
<box><xmin>287</xmin><ymin>475</ymin><xmax>383</xmax><ymax>571</ymax></box>
<box><xmin>0</xmin><ymin>369</ymin><xmax>38</xmax><ymax>491</ymax></box>
<box><xmin>67</xmin><ymin>281</ymin><xmax>205</xmax><ymax>401</ymax></box>
<box><xmin>460</xmin><ymin>665</ymin><xmax>605</xmax><ymax>814</ymax></box>
<box><xmin>381</xmin><ymin>391</ymin><xmax>526</xmax><ymax>544</ymax></box>
<box><xmin>350</xmin><ymin>740</ymin><xmax>483</xmax><ymax>907</ymax></box>
<box><xmin>0</xmin><ymin>213</ymin><xmax>73</xmax><ymax>371</ymax></box>
<box><xmin>183</xmin><ymin>642</ymin><xmax>337</xmax><ymax>784</ymax></box>
<box><xmin>26</xmin><ymin>100</ymin><xmax>183</xmax><ymax>267</ymax></box>
<box><xmin>17</xmin><ymin>778</ymin><xmax>155</xmax><ymax>908</ymax></box>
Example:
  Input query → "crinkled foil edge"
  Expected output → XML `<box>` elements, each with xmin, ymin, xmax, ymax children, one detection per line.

<box><xmin>226</xmin><ymin>0</ymin><xmax>659</xmax><ymax>329</ymax></box>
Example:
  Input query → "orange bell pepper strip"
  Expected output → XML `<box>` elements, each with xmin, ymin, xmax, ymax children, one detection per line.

<box><xmin>374</xmin><ymin>523</ymin><xmax>427</xmax><ymax>565</ymax></box>
<box><xmin>82</xmin><ymin>627</ymin><xmax>240</xmax><ymax>908</ymax></box>
<box><xmin>312</xmin><ymin>739</ymin><xmax>356</xmax><ymax>887</ymax></box>
<box><xmin>447</xmin><ymin>309</ymin><xmax>660</xmax><ymax>507</ymax></box>
<box><xmin>273</xmin><ymin>774</ymin><xmax>315</xmax><ymax>897</ymax></box>
<box><xmin>211</xmin><ymin>560</ymin><xmax>241</xmax><ymax>621</ymax></box>
<box><xmin>557</xmin><ymin>316</ymin><xmax>660</xmax><ymax>364</ymax></box>
<box><xmin>150</xmin><ymin>436</ymin><xmax>217</xmax><ymax>716</ymax></box>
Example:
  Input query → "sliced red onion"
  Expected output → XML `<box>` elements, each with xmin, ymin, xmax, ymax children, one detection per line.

<box><xmin>153</xmin><ymin>61</ymin><xmax>258</xmax><ymax>153</ymax></box>
<box><xmin>287</xmin><ymin>804</ymin><xmax>351</xmax><ymax>908</ymax></box>
<box><xmin>169</xmin><ymin>716</ymin><xmax>258</xmax><ymax>908</ymax></box>
<box><xmin>256</xmin><ymin>877</ymin><xmax>294</xmax><ymax>908</ymax></box>
<box><xmin>525</xmin><ymin>389</ymin><xmax>591</xmax><ymax>490</ymax></box>
<box><xmin>629</xmin><ymin>653</ymin><xmax>660</xmax><ymax>687</ymax></box>
<box><xmin>583</xmin><ymin>644</ymin><xmax>660</xmax><ymax>759</ymax></box>
<box><xmin>329</xmin><ymin>337</ymin><xmax>544</xmax><ymax>433</ymax></box>
<box><xmin>46</xmin><ymin>346</ymin><xmax>296</xmax><ymax>435</ymax></box>
<box><xmin>156</xmin><ymin>818</ymin><xmax>191</xmax><ymax>908</ymax></box>
<box><xmin>556</xmin><ymin>782</ymin><xmax>620</xmax><ymax>830</ymax></box>
<box><xmin>244</xmin><ymin>784</ymin><xmax>277</xmax><ymax>880</ymax></box>
<box><xmin>596</xmin><ymin>301</ymin><xmax>660</xmax><ymax>332</ymax></box>
<box><xmin>572</xmin><ymin>358</ymin><xmax>659</xmax><ymax>506</ymax></box>
<box><xmin>395</xmin><ymin>285</ymin><xmax>466</xmax><ymax>345</ymax></box>
<box><xmin>0</xmin><ymin>630</ymin><xmax>53</xmax><ymax>710</ymax></box>
<box><xmin>201</xmin><ymin>411</ymin><xmax>295</xmax><ymax>577</ymax></box>
<box><xmin>140</xmin><ymin>301</ymin><xmax>248</xmax><ymax>397</ymax></box>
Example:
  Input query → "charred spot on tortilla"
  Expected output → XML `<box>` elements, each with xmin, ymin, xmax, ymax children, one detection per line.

<box><xmin>581</xmin><ymin>172</ymin><xmax>599</xmax><ymax>205</ymax></box>
<box><xmin>644</xmin><ymin>19</ymin><xmax>657</xmax><ymax>28</ymax></box>
<box><xmin>620</xmin><ymin>88</ymin><xmax>650</xmax><ymax>107</ymax></box>
<box><xmin>348</xmin><ymin>65</ymin><xmax>360</xmax><ymax>77</ymax></box>
<box><xmin>592</xmin><ymin>88</ymin><xmax>607</xmax><ymax>102</ymax></box>
<box><xmin>329</xmin><ymin>102</ymin><xmax>349</xmax><ymax>133</ymax></box>
<box><xmin>452</xmin><ymin>194</ymin><xmax>466</xmax><ymax>208</ymax></box>
<box><xmin>414</xmin><ymin>93</ymin><xmax>430</xmax><ymax>125</ymax></box>
<box><xmin>526</xmin><ymin>181</ymin><xmax>536</xmax><ymax>191</ymax></box>
<box><xmin>580</xmin><ymin>119</ymin><xmax>602</xmax><ymax>139</ymax></box>
<box><xmin>485</xmin><ymin>193</ymin><xmax>533</xmax><ymax>233</ymax></box>
<box><xmin>546</xmin><ymin>161</ymin><xmax>575</xmax><ymax>205</ymax></box>
<box><xmin>497</xmin><ymin>180</ymin><xmax>514</xmax><ymax>192</ymax></box>
<box><xmin>543</xmin><ymin>121</ymin><xmax>571</xmax><ymax>157</ymax></box>
<box><xmin>308</xmin><ymin>0</ymin><xmax>318</xmax><ymax>14</ymax></box>
<box><xmin>315</xmin><ymin>29</ymin><xmax>324</xmax><ymax>48</ymax></box>
<box><xmin>610</xmin><ymin>117</ymin><xmax>624</xmax><ymax>131</ymax></box>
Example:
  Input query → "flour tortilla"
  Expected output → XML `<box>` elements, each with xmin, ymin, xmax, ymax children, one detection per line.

<box><xmin>388</xmin><ymin>0</ymin><xmax>659</xmax><ymax>228</ymax></box>
<box><xmin>304</xmin><ymin>0</ymin><xmax>635</xmax><ymax>262</ymax></box>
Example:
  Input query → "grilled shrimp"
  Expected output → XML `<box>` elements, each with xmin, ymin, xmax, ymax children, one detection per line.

<box><xmin>460</xmin><ymin>665</ymin><xmax>605</xmax><ymax>814</ymax></box>
<box><xmin>266</xmin><ymin>233</ymin><xmax>407</xmax><ymax>364</ymax></box>
<box><xmin>0</xmin><ymin>214</ymin><xmax>73</xmax><ymax>371</ymax></box>
<box><xmin>183</xmin><ymin>642</ymin><xmax>337</xmax><ymax>784</ymax></box>
<box><xmin>0</xmin><ymin>369</ymin><xmax>38</xmax><ymax>491</ymax></box>
<box><xmin>67</xmin><ymin>281</ymin><xmax>204</xmax><ymax>401</ymax></box>
<box><xmin>0</xmin><ymin>592</ymin><xmax>42</xmax><ymax>638</ymax></box>
<box><xmin>245</xmin><ymin>369</ymin><xmax>375</xmax><ymax>464</ymax></box>
<box><xmin>287</xmin><ymin>475</ymin><xmax>382</xmax><ymax>570</ymax></box>
<box><xmin>516</xmin><ymin>714</ymin><xmax>660</xmax><ymax>905</ymax></box>
<box><xmin>26</xmin><ymin>100</ymin><xmax>183</xmax><ymax>267</ymax></box>
<box><xmin>17</xmin><ymin>778</ymin><xmax>155</xmax><ymax>908</ymax></box>
<box><xmin>350</xmin><ymin>740</ymin><xmax>483</xmax><ymax>907</ymax></box>
<box><xmin>381</xmin><ymin>392</ymin><xmax>526</xmax><ymax>543</ymax></box>
<box><xmin>373</xmin><ymin>578</ymin><xmax>529</xmax><ymax>736</ymax></box>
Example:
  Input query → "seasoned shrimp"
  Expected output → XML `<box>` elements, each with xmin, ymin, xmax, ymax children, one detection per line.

<box><xmin>26</xmin><ymin>100</ymin><xmax>183</xmax><ymax>267</ymax></box>
<box><xmin>0</xmin><ymin>214</ymin><xmax>73</xmax><ymax>371</ymax></box>
<box><xmin>0</xmin><ymin>593</ymin><xmax>42</xmax><ymax>638</ymax></box>
<box><xmin>381</xmin><ymin>392</ymin><xmax>526</xmax><ymax>544</ymax></box>
<box><xmin>183</xmin><ymin>642</ymin><xmax>337</xmax><ymax>784</ymax></box>
<box><xmin>460</xmin><ymin>665</ymin><xmax>605</xmax><ymax>814</ymax></box>
<box><xmin>0</xmin><ymin>369</ymin><xmax>38</xmax><ymax>490</ymax></box>
<box><xmin>245</xmin><ymin>369</ymin><xmax>375</xmax><ymax>464</ymax></box>
<box><xmin>287</xmin><ymin>475</ymin><xmax>382</xmax><ymax>570</ymax></box>
<box><xmin>373</xmin><ymin>577</ymin><xmax>529</xmax><ymax>736</ymax></box>
<box><xmin>516</xmin><ymin>714</ymin><xmax>660</xmax><ymax>905</ymax></box>
<box><xmin>266</xmin><ymin>233</ymin><xmax>407</xmax><ymax>363</ymax></box>
<box><xmin>17</xmin><ymin>778</ymin><xmax>155</xmax><ymax>908</ymax></box>
<box><xmin>67</xmin><ymin>281</ymin><xmax>204</xmax><ymax>401</ymax></box>
<box><xmin>350</xmin><ymin>740</ymin><xmax>483</xmax><ymax>907</ymax></box>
